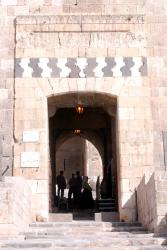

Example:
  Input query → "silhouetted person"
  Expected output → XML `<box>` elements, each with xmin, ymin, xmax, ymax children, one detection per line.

<box><xmin>56</xmin><ymin>170</ymin><xmax>66</xmax><ymax>199</ymax></box>
<box><xmin>96</xmin><ymin>176</ymin><xmax>100</xmax><ymax>200</ymax></box>
<box><xmin>80</xmin><ymin>176</ymin><xmax>94</xmax><ymax>209</ymax></box>
<box><xmin>68</xmin><ymin>173</ymin><xmax>76</xmax><ymax>207</ymax></box>
<box><xmin>100</xmin><ymin>177</ymin><xmax>107</xmax><ymax>199</ymax></box>
<box><xmin>75</xmin><ymin>171</ymin><xmax>82</xmax><ymax>206</ymax></box>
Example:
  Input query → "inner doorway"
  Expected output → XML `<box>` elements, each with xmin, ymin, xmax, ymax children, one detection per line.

<box><xmin>56</xmin><ymin>136</ymin><xmax>103</xmax><ymax>200</ymax></box>
<box><xmin>48</xmin><ymin>92</ymin><xmax>118</xmax><ymax>216</ymax></box>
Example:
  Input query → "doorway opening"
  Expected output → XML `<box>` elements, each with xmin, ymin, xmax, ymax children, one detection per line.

<box><xmin>56</xmin><ymin>136</ymin><xmax>103</xmax><ymax>200</ymax></box>
<box><xmin>48</xmin><ymin>92</ymin><xmax>118</xmax><ymax>218</ymax></box>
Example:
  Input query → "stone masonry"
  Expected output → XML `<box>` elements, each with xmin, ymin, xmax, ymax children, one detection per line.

<box><xmin>0</xmin><ymin>0</ymin><xmax>167</xmax><ymax>235</ymax></box>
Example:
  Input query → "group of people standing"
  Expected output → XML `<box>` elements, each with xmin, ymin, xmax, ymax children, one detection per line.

<box><xmin>56</xmin><ymin>170</ymin><xmax>94</xmax><ymax>209</ymax></box>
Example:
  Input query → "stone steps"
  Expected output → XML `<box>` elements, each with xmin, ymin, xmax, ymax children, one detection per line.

<box><xmin>1</xmin><ymin>246</ymin><xmax>167</xmax><ymax>250</ymax></box>
<box><xmin>1</xmin><ymin>245</ymin><xmax>167</xmax><ymax>250</ymax></box>
<box><xmin>1</xmin><ymin>238</ymin><xmax>167</xmax><ymax>248</ymax></box>
<box><xmin>0</xmin><ymin>220</ymin><xmax>167</xmax><ymax>249</ymax></box>
<box><xmin>29</xmin><ymin>221</ymin><xmax>142</xmax><ymax>227</ymax></box>
<box><xmin>23</xmin><ymin>231</ymin><xmax>154</xmax><ymax>237</ymax></box>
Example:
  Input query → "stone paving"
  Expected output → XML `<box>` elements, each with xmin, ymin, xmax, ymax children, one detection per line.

<box><xmin>0</xmin><ymin>221</ymin><xmax>167</xmax><ymax>250</ymax></box>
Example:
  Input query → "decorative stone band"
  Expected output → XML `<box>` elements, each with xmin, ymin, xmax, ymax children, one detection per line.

<box><xmin>15</xmin><ymin>57</ymin><xmax>147</xmax><ymax>78</ymax></box>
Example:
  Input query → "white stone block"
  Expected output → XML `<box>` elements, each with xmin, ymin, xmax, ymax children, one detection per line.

<box><xmin>52</xmin><ymin>0</ymin><xmax>62</xmax><ymax>6</ymax></box>
<box><xmin>0</xmin><ymin>89</ymin><xmax>8</xmax><ymax>99</ymax></box>
<box><xmin>21</xmin><ymin>152</ymin><xmax>40</xmax><ymax>168</ymax></box>
<box><xmin>23</xmin><ymin>131</ymin><xmax>39</xmax><ymax>142</ymax></box>
<box><xmin>27</xmin><ymin>180</ymin><xmax>38</xmax><ymax>193</ymax></box>
<box><xmin>1</xmin><ymin>0</ymin><xmax>17</xmax><ymax>5</ymax></box>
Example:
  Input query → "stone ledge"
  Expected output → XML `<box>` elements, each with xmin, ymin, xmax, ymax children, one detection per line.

<box><xmin>48</xmin><ymin>213</ymin><xmax>73</xmax><ymax>222</ymax></box>
<box><xmin>16</xmin><ymin>23</ymin><xmax>130</xmax><ymax>32</ymax></box>
<box><xmin>95</xmin><ymin>212</ymin><xmax>119</xmax><ymax>222</ymax></box>
<box><xmin>16</xmin><ymin>15</ymin><xmax>145</xmax><ymax>25</ymax></box>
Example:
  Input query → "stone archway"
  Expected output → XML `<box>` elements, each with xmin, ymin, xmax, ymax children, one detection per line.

<box><xmin>55</xmin><ymin>136</ymin><xmax>103</xmax><ymax>202</ymax></box>
<box><xmin>48</xmin><ymin>92</ymin><xmax>118</xmax><ymax>213</ymax></box>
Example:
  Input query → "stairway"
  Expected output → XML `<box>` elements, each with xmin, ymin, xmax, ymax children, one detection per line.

<box><xmin>98</xmin><ymin>198</ymin><xmax>117</xmax><ymax>212</ymax></box>
<box><xmin>0</xmin><ymin>221</ymin><xmax>167</xmax><ymax>249</ymax></box>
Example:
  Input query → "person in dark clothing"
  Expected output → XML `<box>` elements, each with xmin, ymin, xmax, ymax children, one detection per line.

<box><xmin>56</xmin><ymin>170</ymin><xmax>66</xmax><ymax>198</ymax></box>
<box><xmin>100</xmin><ymin>177</ymin><xmax>108</xmax><ymax>199</ymax></box>
<box><xmin>80</xmin><ymin>176</ymin><xmax>94</xmax><ymax>209</ymax></box>
<box><xmin>68</xmin><ymin>173</ymin><xmax>76</xmax><ymax>207</ymax></box>
<box><xmin>75</xmin><ymin>171</ymin><xmax>82</xmax><ymax>205</ymax></box>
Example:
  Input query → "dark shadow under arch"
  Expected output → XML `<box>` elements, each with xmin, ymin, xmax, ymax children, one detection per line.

<box><xmin>48</xmin><ymin>92</ymin><xmax>118</xmax><ymax>213</ymax></box>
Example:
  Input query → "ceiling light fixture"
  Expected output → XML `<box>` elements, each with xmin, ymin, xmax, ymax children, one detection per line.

<box><xmin>76</xmin><ymin>105</ymin><xmax>84</xmax><ymax>114</ymax></box>
<box><xmin>74</xmin><ymin>129</ymin><xmax>81</xmax><ymax>135</ymax></box>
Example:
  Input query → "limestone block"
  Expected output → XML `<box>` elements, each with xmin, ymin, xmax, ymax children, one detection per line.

<box><xmin>96</xmin><ymin>78</ymin><xmax>115</xmax><ymax>95</ymax></box>
<box><xmin>120</xmin><ymin>208</ymin><xmax>136</xmax><ymax>222</ymax></box>
<box><xmin>15</xmin><ymin>87</ymin><xmax>35</xmax><ymax>99</ymax></box>
<box><xmin>21</xmin><ymin>48</ymin><xmax>46</xmax><ymax>58</ymax></box>
<box><xmin>157</xmin><ymin>204</ymin><xmax>167</xmax><ymax>216</ymax></box>
<box><xmin>14</xmin><ymin>6</ymin><xmax>29</xmax><ymax>15</ymax></box>
<box><xmin>86</xmin><ymin>48</ymin><xmax>108</xmax><ymax>57</ymax></box>
<box><xmin>67</xmin><ymin>78</ymin><xmax>77</xmax><ymax>92</ymax></box>
<box><xmin>121</xmin><ymin>166</ymin><xmax>143</xmax><ymax>179</ymax></box>
<box><xmin>52</xmin><ymin>0</ymin><xmax>62</xmax><ymax>6</ymax></box>
<box><xmin>157</xmin><ymin>181</ymin><xmax>167</xmax><ymax>191</ymax></box>
<box><xmin>36</xmin><ymin>180</ymin><xmax>49</xmax><ymax>194</ymax></box>
<box><xmin>27</xmin><ymin>0</ymin><xmax>44</xmax><ymax>6</ymax></box>
<box><xmin>95</xmin><ymin>77</ymin><xmax>104</xmax><ymax>92</ymax></box>
<box><xmin>124</xmin><ymin>77</ymin><xmax>144</xmax><ymax>87</ymax></box>
<box><xmin>0</xmin><ymin>224</ymin><xmax>18</xmax><ymax>236</ymax></box>
<box><xmin>31</xmin><ymin>193</ymin><xmax>49</xmax><ymax>210</ymax></box>
<box><xmin>21</xmin><ymin>152</ymin><xmax>40</xmax><ymax>168</ymax></box>
<box><xmin>85</xmin><ymin>78</ymin><xmax>96</xmax><ymax>92</ymax></box>
<box><xmin>116</xmin><ymin>48</ymin><xmax>139</xmax><ymax>57</ymax></box>
<box><xmin>118</xmin><ymin>107</ymin><xmax>134</xmax><ymax>120</ymax></box>
<box><xmin>0</xmin><ymin>177</ymin><xmax>32</xmax><ymax>235</ymax></box>
<box><xmin>0</xmin><ymin>89</ymin><xmax>8</xmax><ymax>99</ymax></box>
<box><xmin>23</xmin><ymin>130</ymin><xmax>39</xmax><ymax>143</ymax></box>
<box><xmin>27</xmin><ymin>180</ymin><xmax>38</xmax><ymax>193</ymax></box>
<box><xmin>77</xmin><ymin>78</ymin><xmax>86</xmax><ymax>91</ymax></box>
<box><xmin>121</xmin><ymin>179</ymin><xmax>130</xmax><ymax>192</ymax></box>
<box><xmin>1</xmin><ymin>0</ymin><xmax>17</xmax><ymax>5</ymax></box>
<box><xmin>2</xmin><ymin>143</ymin><xmax>12</xmax><ymax>157</ymax></box>
<box><xmin>107</xmin><ymin>48</ymin><xmax>116</xmax><ymax>57</ymax></box>
<box><xmin>129</xmin><ymin>87</ymin><xmax>151</xmax><ymax>97</ymax></box>
<box><xmin>109</xmin><ymin>77</ymin><xmax>124</xmax><ymax>95</ymax></box>
<box><xmin>121</xmin><ymin>191</ymin><xmax>135</xmax><ymax>208</ymax></box>
<box><xmin>37</xmin><ymin>78</ymin><xmax>54</xmax><ymax>97</ymax></box>
<box><xmin>46</xmin><ymin>79</ymin><xmax>57</xmax><ymax>94</ymax></box>
<box><xmin>157</xmin><ymin>191</ymin><xmax>167</xmax><ymax>204</ymax></box>
<box><xmin>49</xmin><ymin>213</ymin><xmax>72</xmax><ymax>222</ymax></box>
<box><xmin>69</xmin><ymin>4</ymin><xmax>105</xmax><ymax>14</ymax></box>
<box><xmin>78</xmin><ymin>48</ymin><xmax>86</xmax><ymax>57</ymax></box>
<box><xmin>33</xmin><ymin>209</ymin><xmax>49</xmax><ymax>222</ymax></box>
<box><xmin>95</xmin><ymin>212</ymin><xmax>119</xmax><ymax>222</ymax></box>
<box><xmin>54</xmin><ymin>48</ymin><xmax>78</xmax><ymax>57</ymax></box>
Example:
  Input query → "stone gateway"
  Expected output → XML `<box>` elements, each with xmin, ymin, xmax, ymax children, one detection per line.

<box><xmin>0</xmin><ymin>0</ymin><xmax>167</xmax><ymax>239</ymax></box>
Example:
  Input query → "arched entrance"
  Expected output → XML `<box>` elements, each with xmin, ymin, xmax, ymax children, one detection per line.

<box><xmin>48</xmin><ymin>92</ymin><xmax>118</xmax><ymax>214</ymax></box>
<box><xmin>56</xmin><ymin>136</ymin><xmax>103</xmax><ymax>201</ymax></box>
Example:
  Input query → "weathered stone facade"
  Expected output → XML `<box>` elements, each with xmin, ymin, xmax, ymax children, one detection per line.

<box><xmin>0</xmin><ymin>0</ymin><xmax>167</xmax><ymax>234</ymax></box>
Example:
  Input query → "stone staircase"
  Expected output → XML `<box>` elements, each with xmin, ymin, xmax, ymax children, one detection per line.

<box><xmin>0</xmin><ymin>221</ymin><xmax>167</xmax><ymax>249</ymax></box>
<box><xmin>98</xmin><ymin>198</ymin><xmax>117</xmax><ymax>212</ymax></box>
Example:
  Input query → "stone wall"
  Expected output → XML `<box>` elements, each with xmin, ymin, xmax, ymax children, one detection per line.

<box><xmin>13</xmin><ymin>13</ymin><xmax>149</xmax><ymax>220</ymax></box>
<box><xmin>137</xmin><ymin>171</ymin><xmax>167</xmax><ymax>233</ymax></box>
<box><xmin>0</xmin><ymin>0</ymin><xmax>167</xmax><ymax>225</ymax></box>
<box><xmin>0</xmin><ymin>177</ymin><xmax>32</xmax><ymax>236</ymax></box>
<box><xmin>56</xmin><ymin>137</ymin><xmax>85</xmax><ymax>179</ymax></box>
<box><xmin>86</xmin><ymin>140</ymin><xmax>103</xmax><ymax>191</ymax></box>
<box><xmin>137</xmin><ymin>173</ymin><xmax>157</xmax><ymax>231</ymax></box>
<box><xmin>0</xmin><ymin>0</ymin><xmax>167</xmax><ymax>182</ymax></box>
<box><xmin>155</xmin><ymin>172</ymin><xmax>167</xmax><ymax>234</ymax></box>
